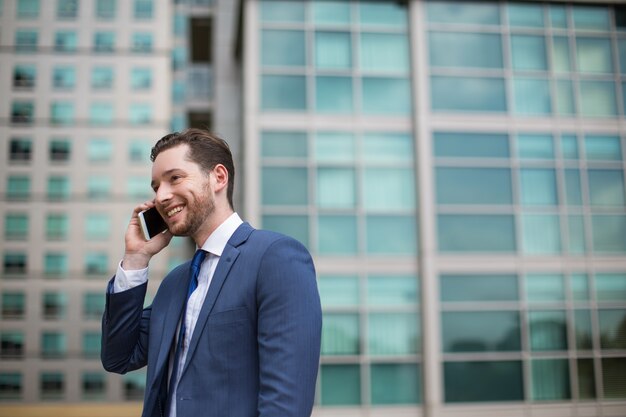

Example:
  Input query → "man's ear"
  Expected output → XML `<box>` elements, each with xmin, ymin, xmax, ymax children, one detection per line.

<box><xmin>212</xmin><ymin>164</ymin><xmax>229</xmax><ymax>193</ymax></box>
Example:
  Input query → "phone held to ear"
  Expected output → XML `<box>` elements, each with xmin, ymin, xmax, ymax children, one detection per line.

<box><xmin>138</xmin><ymin>207</ymin><xmax>168</xmax><ymax>240</ymax></box>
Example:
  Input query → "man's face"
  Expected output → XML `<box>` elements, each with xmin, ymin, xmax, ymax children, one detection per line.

<box><xmin>151</xmin><ymin>144</ymin><xmax>215</xmax><ymax>237</ymax></box>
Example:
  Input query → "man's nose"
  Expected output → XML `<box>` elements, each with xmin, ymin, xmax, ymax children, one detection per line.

<box><xmin>155</xmin><ymin>184</ymin><xmax>172</xmax><ymax>204</ymax></box>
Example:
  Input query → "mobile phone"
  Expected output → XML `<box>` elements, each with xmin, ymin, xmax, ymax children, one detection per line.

<box><xmin>138</xmin><ymin>207</ymin><xmax>168</xmax><ymax>240</ymax></box>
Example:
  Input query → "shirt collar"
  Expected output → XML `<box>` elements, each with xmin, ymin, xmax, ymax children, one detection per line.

<box><xmin>199</xmin><ymin>212</ymin><xmax>243</xmax><ymax>257</ymax></box>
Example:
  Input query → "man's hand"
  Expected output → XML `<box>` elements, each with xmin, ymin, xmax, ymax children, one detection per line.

<box><xmin>122</xmin><ymin>201</ymin><xmax>172</xmax><ymax>270</ymax></box>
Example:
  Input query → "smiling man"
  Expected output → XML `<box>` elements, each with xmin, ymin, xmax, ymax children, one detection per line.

<box><xmin>100</xmin><ymin>129</ymin><xmax>322</xmax><ymax>417</ymax></box>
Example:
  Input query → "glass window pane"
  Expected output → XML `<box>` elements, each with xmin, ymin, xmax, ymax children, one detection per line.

<box><xmin>595</xmin><ymin>273</ymin><xmax>626</xmax><ymax>302</ymax></box>
<box><xmin>359</xmin><ymin>2</ymin><xmax>406</xmax><ymax>26</ymax></box>
<box><xmin>370</xmin><ymin>364</ymin><xmax>420</xmax><ymax>405</ymax></box>
<box><xmin>317</xmin><ymin>275</ymin><xmax>359</xmax><ymax>307</ymax></box>
<box><xmin>520</xmin><ymin>169</ymin><xmax>558</xmax><ymax>206</ymax></box>
<box><xmin>321</xmin><ymin>365</ymin><xmax>360</xmax><ymax>405</ymax></box>
<box><xmin>362</xmin><ymin>77</ymin><xmax>411</xmax><ymax>114</ymax></box>
<box><xmin>262</xmin><ymin>215</ymin><xmax>308</xmax><ymax>247</ymax></box>
<box><xmin>434</xmin><ymin>132</ymin><xmax>509</xmax><ymax>158</ymax></box>
<box><xmin>364</xmin><ymin>168</ymin><xmax>414</xmax><ymax>210</ymax></box>
<box><xmin>442</xmin><ymin>311</ymin><xmax>521</xmax><ymax>352</ymax></box>
<box><xmin>313</xmin><ymin>1</ymin><xmax>350</xmax><ymax>25</ymax></box>
<box><xmin>619</xmin><ymin>39</ymin><xmax>626</xmax><ymax>75</ymax></box>
<box><xmin>577</xmin><ymin>359</ymin><xmax>596</xmax><ymax>399</ymax></box>
<box><xmin>529</xmin><ymin>310</ymin><xmax>567</xmax><ymax>351</ymax></box>
<box><xmin>427</xmin><ymin>2</ymin><xmax>500</xmax><ymax>25</ymax></box>
<box><xmin>588</xmin><ymin>170</ymin><xmax>625</xmax><ymax>206</ymax></box>
<box><xmin>261</xmin><ymin>30</ymin><xmax>305</xmax><ymax>67</ymax></box>
<box><xmin>315</xmin><ymin>31</ymin><xmax>351</xmax><ymax>69</ymax></box>
<box><xmin>436</xmin><ymin>167</ymin><xmax>512</xmax><ymax>205</ymax></box>
<box><xmin>444</xmin><ymin>361</ymin><xmax>523</xmax><ymax>402</ymax></box>
<box><xmin>362</xmin><ymin>133</ymin><xmax>413</xmax><ymax>163</ymax></box>
<box><xmin>367</xmin><ymin>275</ymin><xmax>417</xmax><ymax>306</ymax></box>
<box><xmin>517</xmin><ymin>134</ymin><xmax>554</xmax><ymax>159</ymax></box>
<box><xmin>568</xmin><ymin>215</ymin><xmax>586</xmax><ymax>254</ymax></box>
<box><xmin>576</xmin><ymin>37</ymin><xmax>613</xmax><ymax>73</ymax></box>
<box><xmin>438</xmin><ymin>214</ymin><xmax>516</xmax><ymax>252</ymax></box>
<box><xmin>366</xmin><ymin>216</ymin><xmax>416</xmax><ymax>255</ymax></box>
<box><xmin>440</xmin><ymin>274</ymin><xmax>518</xmax><ymax>302</ymax></box>
<box><xmin>573</xmin><ymin>7</ymin><xmax>610</xmax><ymax>30</ymax></box>
<box><xmin>316</xmin><ymin>76</ymin><xmax>353</xmax><ymax>113</ymax></box>
<box><xmin>262</xmin><ymin>167</ymin><xmax>307</xmax><ymax>206</ymax></box>
<box><xmin>322</xmin><ymin>313</ymin><xmax>359</xmax><ymax>355</ymax></box>
<box><xmin>522</xmin><ymin>214</ymin><xmax>562</xmax><ymax>254</ymax></box>
<box><xmin>552</xmin><ymin>37</ymin><xmax>571</xmax><ymax>73</ymax></box>
<box><xmin>315</xmin><ymin>132</ymin><xmax>354</xmax><ymax>162</ymax></box>
<box><xmin>526</xmin><ymin>274</ymin><xmax>564</xmax><ymax>302</ymax></box>
<box><xmin>317</xmin><ymin>215</ymin><xmax>357</xmax><ymax>255</ymax></box>
<box><xmin>513</xmin><ymin>78</ymin><xmax>551</xmax><ymax>115</ymax></box>
<box><xmin>565</xmin><ymin>169</ymin><xmax>583</xmax><ymax>206</ymax></box>
<box><xmin>574</xmin><ymin>309</ymin><xmax>593</xmax><ymax>350</ymax></box>
<box><xmin>561</xmin><ymin>134</ymin><xmax>579</xmax><ymax>159</ymax></box>
<box><xmin>260</xmin><ymin>0</ymin><xmax>304</xmax><ymax>22</ymax></box>
<box><xmin>262</xmin><ymin>131</ymin><xmax>307</xmax><ymax>159</ymax></box>
<box><xmin>360</xmin><ymin>33</ymin><xmax>409</xmax><ymax>72</ymax></box>
<box><xmin>511</xmin><ymin>35</ymin><xmax>547</xmax><ymax>71</ymax></box>
<box><xmin>429</xmin><ymin>32</ymin><xmax>502</xmax><ymax>69</ymax></box>
<box><xmin>571</xmin><ymin>274</ymin><xmax>590</xmax><ymax>301</ymax></box>
<box><xmin>598</xmin><ymin>309</ymin><xmax>626</xmax><ymax>349</ymax></box>
<box><xmin>368</xmin><ymin>313</ymin><xmax>418</xmax><ymax>355</ymax></box>
<box><xmin>602</xmin><ymin>358</ymin><xmax>626</xmax><ymax>399</ymax></box>
<box><xmin>585</xmin><ymin>135</ymin><xmax>622</xmax><ymax>160</ymax></box>
<box><xmin>261</xmin><ymin>75</ymin><xmax>306</xmax><ymax>110</ymax></box>
<box><xmin>431</xmin><ymin>76</ymin><xmax>506</xmax><ymax>112</ymax></box>
<box><xmin>592</xmin><ymin>215</ymin><xmax>626</xmax><ymax>253</ymax></box>
<box><xmin>580</xmin><ymin>81</ymin><xmax>617</xmax><ymax>117</ymax></box>
<box><xmin>531</xmin><ymin>359</ymin><xmax>571</xmax><ymax>400</ymax></box>
<box><xmin>549</xmin><ymin>5</ymin><xmax>567</xmax><ymax>28</ymax></box>
<box><xmin>317</xmin><ymin>168</ymin><xmax>355</xmax><ymax>208</ymax></box>
<box><xmin>556</xmin><ymin>79</ymin><xmax>575</xmax><ymax>115</ymax></box>
<box><xmin>508</xmin><ymin>3</ymin><xmax>544</xmax><ymax>27</ymax></box>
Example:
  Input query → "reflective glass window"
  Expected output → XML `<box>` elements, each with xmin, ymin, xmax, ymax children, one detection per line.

<box><xmin>598</xmin><ymin>309</ymin><xmax>626</xmax><ymax>349</ymax></box>
<box><xmin>531</xmin><ymin>359</ymin><xmax>570</xmax><ymax>400</ymax></box>
<box><xmin>46</xmin><ymin>214</ymin><xmax>68</xmax><ymax>240</ymax></box>
<box><xmin>434</xmin><ymin>132</ymin><xmax>509</xmax><ymax>158</ymax></box>
<box><xmin>360</xmin><ymin>33</ymin><xmax>409</xmax><ymax>72</ymax></box>
<box><xmin>52</xmin><ymin>66</ymin><xmax>75</xmax><ymax>89</ymax></box>
<box><xmin>57</xmin><ymin>0</ymin><xmax>78</xmax><ymax>18</ymax></box>
<box><xmin>91</xmin><ymin>67</ymin><xmax>113</xmax><ymax>89</ymax></box>
<box><xmin>513</xmin><ymin>78</ymin><xmax>551</xmax><ymax>115</ymax></box>
<box><xmin>520</xmin><ymin>169</ymin><xmax>558</xmax><ymax>206</ymax></box>
<box><xmin>429</xmin><ymin>32</ymin><xmax>502</xmax><ymax>69</ymax></box>
<box><xmin>574</xmin><ymin>309</ymin><xmax>593</xmax><ymax>350</ymax></box>
<box><xmin>592</xmin><ymin>215</ymin><xmax>626</xmax><ymax>253</ymax></box>
<box><xmin>1</xmin><ymin>292</ymin><xmax>25</xmax><ymax>319</ymax></box>
<box><xmin>94</xmin><ymin>31</ymin><xmax>115</xmax><ymax>52</ymax></box>
<box><xmin>552</xmin><ymin>37</ymin><xmax>571</xmax><ymax>72</ymax></box>
<box><xmin>370</xmin><ymin>364</ymin><xmax>420</xmax><ymax>404</ymax></box>
<box><xmin>17</xmin><ymin>0</ymin><xmax>39</xmax><ymax>18</ymax></box>
<box><xmin>317</xmin><ymin>168</ymin><xmax>355</xmax><ymax>208</ymax></box>
<box><xmin>5</xmin><ymin>214</ymin><xmax>28</xmax><ymax>240</ymax></box>
<box><xmin>601</xmin><ymin>358</ymin><xmax>625</xmax><ymax>399</ymax></box>
<box><xmin>89</xmin><ymin>102</ymin><xmax>113</xmax><ymax>125</ymax></box>
<box><xmin>442</xmin><ymin>311</ymin><xmax>521</xmax><ymax>352</ymax></box>
<box><xmin>508</xmin><ymin>3</ymin><xmax>544</xmax><ymax>27</ymax></box>
<box><xmin>261</xmin><ymin>30</ymin><xmax>305</xmax><ymax>67</ymax></box>
<box><xmin>262</xmin><ymin>167</ymin><xmax>307</xmax><ymax>205</ymax></box>
<box><xmin>41</xmin><ymin>332</ymin><xmax>66</xmax><ymax>357</ymax></box>
<box><xmin>362</xmin><ymin>77</ymin><xmax>411</xmax><ymax>114</ymax></box>
<box><xmin>561</xmin><ymin>134</ymin><xmax>579</xmax><ymax>159</ymax></box>
<box><xmin>585</xmin><ymin>135</ymin><xmax>622</xmax><ymax>160</ymax></box>
<box><xmin>572</xmin><ymin>6</ymin><xmax>610</xmax><ymax>30</ymax></box>
<box><xmin>83</xmin><ymin>292</ymin><xmax>105</xmax><ymax>319</ymax></box>
<box><xmin>565</xmin><ymin>169</ymin><xmax>582</xmax><ymax>206</ymax></box>
<box><xmin>588</xmin><ymin>170</ymin><xmax>625</xmax><ymax>206</ymax></box>
<box><xmin>522</xmin><ymin>214</ymin><xmax>561</xmax><ymax>254</ymax></box>
<box><xmin>368</xmin><ymin>313</ymin><xmax>418</xmax><ymax>355</ymax></box>
<box><xmin>88</xmin><ymin>139</ymin><xmax>112</xmax><ymax>162</ymax></box>
<box><xmin>571</xmin><ymin>274</ymin><xmax>590</xmax><ymax>301</ymax></box>
<box><xmin>47</xmin><ymin>176</ymin><xmax>70</xmax><ymax>200</ymax></box>
<box><xmin>15</xmin><ymin>30</ymin><xmax>38</xmax><ymax>52</ymax></box>
<box><xmin>320</xmin><ymin>365</ymin><xmax>360</xmax><ymax>405</ymax></box>
<box><xmin>440</xmin><ymin>274</ymin><xmax>518</xmax><ymax>302</ymax></box>
<box><xmin>366</xmin><ymin>215</ymin><xmax>416</xmax><ymax>255</ymax></box>
<box><xmin>577</xmin><ymin>359</ymin><xmax>596</xmax><ymax>399</ymax></box>
<box><xmin>511</xmin><ymin>35</ymin><xmax>547</xmax><ymax>71</ymax></box>
<box><xmin>40</xmin><ymin>372</ymin><xmax>64</xmax><ymax>399</ymax></box>
<box><xmin>322</xmin><ymin>313</ymin><xmax>359</xmax><ymax>355</ymax></box>
<box><xmin>13</xmin><ymin>64</ymin><xmax>36</xmax><ymax>88</ymax></box>
<box><xmin>367</xmin><ymin>275</ymin><xmax>417</xmax><ymax>306</ymax></box>
<box><xmin>44</xmin><ymin>253</ymin><xmax>68</xmax><ymax>276</ymax></box>
<box><xmin>315</xmin><ymin>31</ymin><xmax>351</xmax><ymax>69</ymax></box>
<box><xmin>129</xmin><ymin>103</ymin><xmax>152</xmax><ymax>124</ymax></box>
<box><xmin>359</xmin><ymin>2</ymin><xmax>406</xmax><ymax>27</ymax></box>
<box><xmin>132</xmin><ymin>32</ymin><xmax>153</xmax><ymax>52</ymax></box>
<box><xmin>50</xmin><ymin>101</ymin><xmax>74</xmax><ymax>125</ymax></box>
<box><xmin>436</xmin><ymin>167</ymin><xmax>512</xmax><ymax>205</ymax></box>
<box><xmin>444</xmin><ymin>361</ymin><xmax>523</xmax><ymax>402</ymax></box>
<box><xmin>555</xmin><ymin>80</ymin><xmax>575</xmax><ymax>115</ymax></box>
<box><xmin>313</xmin><ymin>1</ymin><xmax>350</xmax><ymax>25</ymax></box>
<box><xmin>318</xmin><ymin>275</ymin><xmax>359</xmax><ymax>307</ymax></box>
<box><xmin>260</xmin><ymin>0</ymin><xmax>304</xmax><ymax>23</ymax></box>
<box><xmin>362</xmin><ymin>133</ymin><xmax>412</xmax><ymax>163</ymax></box>
<box><xmin>54</xmin><ymin>31</ymin><xmax>77</xmax><ymax>52</ymax></box>
<box><xmin>549</xmin><ymin>5</ymin><xmax>567</xmax><ymax>28</ymax></box>
<box><xmin>525</xmin><ymin>274</ymin><xmax>565</xmax><ymax>302</ymax></box>
<box><xmin>316</xmin><ymin>76</ymin><xmax>353</xmax><ymax>113</ymax></box>
<box><xmin>133</xmin><ymin>0</ymin><xmax>152</xmax><ymax>19</ymax></box>
<box><xmin>262</xmin><ymin>131</ymin><xmax>308</xmax><ymax>159</ymax></box>
<box><xmin>82</xmin><ymin>372</ymin><xmax>106</xmax><ymax>400</ymax></box>
<box><xmin>595</xmin><ymin>273</ymin><xmax>626</xmax><ymax>302</ymax></box>
<box><xmin>438</xmin><ymin>214</ymin><xmax>516</xmax><ymax>252</ymax></box>
<box><xmin>96</xmin><ymin>0</ymin><xmax>115</xmax><ymax>19</ymax></box>
<box><xmin>315</xmin><ymin>132</ymin><xmax>354</xmax><ymax>162</ymax></box>
<box><xmin>317</xmin><ymin>215</ymin><xmax>357</xmax><ymax>254</ymax></box>
<box><xmin>580</xmin><ymin>81</ymin><xmax>617</xmax><ymax>117</ymax></box>
<box><xmin>261</xmin><ymin>75</ymin><xmax>306</xmax><ymax>110</ymax></box>
<box><xmin>517</xmin><ymin>134</ymin><xmax>554</xmax><ymax>159</ymax></box>
<box><xmin>7</xmin><ymin>176</ymin><xmax>30</xmax><ymax>200</ymax></box>
<box><xmin>363</xmin><ymin>168</ymin><xmax>414</xmax><ymax>210</ymax></box>
<box><xmin>262</xmin><ymin>215</ymin><xmax>308</xmax><ymax>248</ymax></box>
<box><xmin>427</xmin><ymin>2</ymin><xmax>500</xmax><ymax>25</ymax></box>
<box><xmin>576</xmin><ymin>38</ymin><xmax>613</xmax><ymax>73</ymax></box>
<box><xmin>85</xmin><ymin>213</ymin><xmax>111</xmax><ymax>239</ymax></box>
<box><xmin>529</xmin><ymin>310</ymin><xmax>567</xmax><ymax>351</ymax></box>
<box><xmin>431</xmin><ymin>76</ymin><xmax>506</xmax><ymax>112</ymax></box>
<box><xmin>131</xmin><ymin>67</ymin><xmax>152</xmax><ymax>90</ymax></box>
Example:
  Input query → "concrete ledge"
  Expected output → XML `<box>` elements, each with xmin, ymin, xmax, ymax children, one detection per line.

<box><xmin>0</xmin><ymin>403</ymin><xmax>143</xmax><ymax>417</ymax></box>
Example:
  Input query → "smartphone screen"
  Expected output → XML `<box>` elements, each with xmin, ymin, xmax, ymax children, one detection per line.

<box><xmin>139</xmin><ymin>207</ymin><xmax>168</xmax><ymax>240</ymax></box>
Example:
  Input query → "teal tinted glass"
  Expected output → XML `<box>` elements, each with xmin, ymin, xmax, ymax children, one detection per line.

<box><xmin>576</xmin><ymin>38</ymin><xmax>613</xmax><ymax>73</ymax></box>
<box><xmin>366</xmin><ymin>215</ymin><xmax>416</xmax><ymax>255</ymax></box>
<box><xmin>522</xmin><ymin>214</ymin><xmax>561</xmax><ymax>255</ymax></box>
<box><xmin>444</xmin><ymin>361</ymin><xmax>523</xmax><ymax>402</ymax></box>
<box><xmin>262</xmin><ymin>215</ymin><xmax>308</xmax><ymax>247</ymax></box>
<box><xmin>317</xmin><ymin>215</ymin><xmax>357</xmax><ymax>255</ymax></box>
<box><xmin>358</xmin><ymin>2</ymin><xmax>406</xmax><ymax>26</ymax></box>
<box><xmin>513</xmin><ymin>78</ymin><xmax>551</xmax><ymax>115</ymax></box>
<box><xmin>362</xmin><ymin>77</ymin><xmax>411</xmax><ymax>114</ymax></box>
<box><xmin>577</xmin><ymin>359</ymin><xmax>596</xmax><ymax>399</ymax></box>
<box><xmin>561</xmin><ymin>134</ymin><xmax>579</xmax><ymax>159</ymax></box>
<box><xmin>427</xmin><ymin>2</ymin><xmax>499</xmax><ymax>25</ymax></box>
<box><xmin>17</xmin><ymin>0</ymin><xmax>39</xmax><ymax>17</ymax></box>
<box><xmin>592</xmin><ymin>215</ymin><xmax>626</xmax><ymax>253</ymax></box>
<box><xmin>315</xmin><ymin>31</ymin><xmax>351</xmax><ymax>69</ymax></box>
<box><xmin>511</xmin><ymin>35</ymin><xmax>547</xmax><ymax>71</ymax></box>
<box><xmin>313</xmin><ymin>1</ymin><xmax>350</xmax><ymax>25</ymax></box>
<box><xmin>431</xmin><ymin>76</ymin><xmax>506</xmax><ymax>112</ymax></box>
<box><xmin>525</xmin><ymin>274</ymin><xmax>565</xmax><ymax>302</ymax></box>
<box><xmin>440</xmin><ymin>275</ymin><xmax>518</xmax><ymax>302</ymax></box>
<box><xmin>44</xmin><ymin>254</ymin><xmax>68</xmax><ymax>276</ymax></box>
<box><xmin>261</xmin><ymin>75</ymin><xmax>306</xmax><ymax>110</ymax></box>
<box><xmin>429</xmin><ymin>32</ymin><xmax>502</xmax><ymax>69</ymax></box>
<box><xmin>572</xmin><ymin>6</ymin><xmax>610</xmax><ymax>30</ymax></box>
<box><xmin>574</xmin><ymin>309</ymin><xmax>593</xmax><ymax>350</ymax></box>
<box><xmin>619</xmin><ymin>39</ymin><xmax>626</xmax><ymax>75</ymax></box>
<box><xmin>368</xmin><ymin>313</ymin><xmax>418</xmax><ymax>355</ymax></box>
<box><xmin>585</xmin><ymin>135</ymin><xmax>622</xmax><ymax>160</ymax></box>
<box><xmin>261</xmin><ymin>167</ymin><xmax>308</xmax><ymax>205</ymax></box>
<box><xmin>549</xmin><ymin>5</ymin><xmax>567</xmax><ymax>28</ymax></box>
<box><xmin>579</xmin><ymin>81</ymin><xmax>617</xmax><ymax>117</ymax></box>
<box><xmin>531</xmin><ymin>359</ymin><xmax>571</xmax><ymax>400</ymax></box>
<box><xmin>517</xmin><ymin>134</ymin><xmax>554</xmax><ymax>159</ymax></box>
<box><xmin>552</xmin><ymin>37</ymin><xmax>571</xmax><ymax>73</ymax></box>
<box><xmin>85</xmin><ymin>214</ymin><xmax>111</xmax><ymax>239</ymax></box>
<box><xmin>321</xmin><ymin>365</ymin><xmax>361</xmax><ymax>405</ymax></box>
<box><xmin>436</xmin><ymin>167</ymin><xmax>512</xmax><ymax>205</ymax></box>
<box><xmin>316</xmin><ymin>76</ymin><xmax>353</xmax><ymax>113</ymax></box>
<box><xmin>5</xmin><ymin>214</ymin><xmax>28</xmax><ymax>239</ymax></box>
<box><xmin>367</xmin><ymin>275</ymin><xmax>417</xmax><ymax>305</ymax></box>
<box><xmin>571</xmin><ymin>274</ymin><xmax>590</xmax><ymax>301</ymax></box>
<box><xmin>261</xmin><ymin>131</ymin><xmax>307</xmax><ymax>158</ymax></box>
<box><xmin>442</xmin><ymin>311</ymin><xmax>521</xmax><ymax>352</ymax></box>
<box><xmin>595</xmin><ymin>274</ymin><xmax>626</xmax><ymax>301</ymax></box>
<box><xmin>520</xmin><ymin>169</ymin><xmax>558</xmax><ymax>206</ymax></box>
<box><xmin>508</xmin><ymin>3</ymin><xmax>544</xmax><ymax>27</ymax></box>
<box><xmin>598</xmin><ymin>309</ymin><xmax>626</xmax><ymax>349</ymax></box>
<box><xmin>260</xmin><ymin>0</ymin><xmax>304</xmax><ymax>22</ymax></box>
<box><xmin>570</xmin><ymin>213</ymin><xmax>585</xmax><ymax>250</ymax></box>
<box><xmin>317</xmin><ymin>168</ymin><xmax>355</xmax><ymax>208</ymax></box>
<box><xmin>360</xmin><ymin>33</ymin><xmax>409</xmax><ymax>72</ymax></box>
<box><xmin>555</xmin><ymin>80</ymin><xmax>575</xmax><ymax>116</ymax></box>
<box><xmin>362</xmin><ymin>133</ymin><xmax>413</xmax><ymax>163</ymax></box>
<box><xmin>564</xmin><ymin>169</ymin><xmax>582</xmax><ymax>205</ymax></box>
<box><xmin>260</xmin><ymin>30</ymin><xmax>306</xmax><ymax>67</ymax></box>
<box><xmin>438</xmin><ymin>214</ymin><xmax>516</xmax><ymax>252</ymax></box>
<box><xmin>322</xmin><ymin>313</ymin><xmax>360</xmax><ymax>355</ymax></box>
<box><xmin>317</xmin><ymin>275</ymin><xmax>359</xmax><ymax>307</ymax></box>
<box><xmin>370</xmin><ymin>364</ymin><xmax>420</xmax><ymax>404</ymax></box>
<box><xmin>363</xmin><ymin>168</ymin><xmax>414</xmax><ymax>210</ymax></box>
<box><xmin>434</xmin><ymin>132</ymin><xmax>509</xmax><ymax>158</ymax></box>
<box><xmin>588</xmin><ymin>170</ymin><xmax>625</xmax><ymax>206</ymax></box>
<box><xmin>315</xmin><ymin>132</ymin><xmax>355</xmax><ymax>162</ymax></box>
<box><xmin>529</xmin><ymin>310</ymin><xmax>567</xmax><ymax>351</ymax></box>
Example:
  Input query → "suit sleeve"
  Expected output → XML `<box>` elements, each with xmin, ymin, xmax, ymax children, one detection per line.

<box><xmin>101</xmin><ymin>278</ymin><xmax>151</xmax><ymax>374</ymax></box>
<box><xmin>256</xmin><ymin>237</ymin><xmax>322</xmax><ymax>417</ymax></box>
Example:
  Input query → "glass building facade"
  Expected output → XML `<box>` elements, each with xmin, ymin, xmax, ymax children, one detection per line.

<box><xmin>1</xmin><ymin>0</ymin><xmax>626</xmax><ymax>416</ymax></box>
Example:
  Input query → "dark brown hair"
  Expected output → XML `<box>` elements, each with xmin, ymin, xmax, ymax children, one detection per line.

<box><xmin>151</xmin><ymin>128</ymin><xmax>235</xmax><ymax>209</ymax></box>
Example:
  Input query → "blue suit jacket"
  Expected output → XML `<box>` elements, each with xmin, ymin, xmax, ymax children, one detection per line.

<box><xmin>101</xmin><ymin>223</ymin><xmax>322</xmax><ymax>417</ymax></box>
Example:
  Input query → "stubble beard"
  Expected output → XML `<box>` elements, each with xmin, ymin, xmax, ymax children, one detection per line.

<box><xmin>170</xmin><ymin>184</ymin><xmax>215</xmax><ymax>237</ymax></box>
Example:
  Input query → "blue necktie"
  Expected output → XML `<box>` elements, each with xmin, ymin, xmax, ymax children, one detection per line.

<box><xmin>167</xmin><ymin>249</ymin><xmax>207</xmax><ymax>409</ymax></box>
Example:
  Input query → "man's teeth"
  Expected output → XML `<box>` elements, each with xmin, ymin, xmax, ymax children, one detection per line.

<box><xmin>167</xmin><ymin>207</ymin><xmax>183</xmax><ymax>217</ymax></box>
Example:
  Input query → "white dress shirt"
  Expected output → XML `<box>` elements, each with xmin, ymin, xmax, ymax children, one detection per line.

<box><xmin>113</xmin><ymin>212</ymin><xmax>243</xmax><ymax>417</ymax></box>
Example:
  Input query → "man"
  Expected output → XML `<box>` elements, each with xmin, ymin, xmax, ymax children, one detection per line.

<box><xmin>101</xmin><ymin>129</ymin><xmax>322</xmax><ymax>417</ymax></box>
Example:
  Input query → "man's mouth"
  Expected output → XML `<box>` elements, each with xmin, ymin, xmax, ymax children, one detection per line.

<box><xmin>167</xmin><ymin>206</ymin><xmax>184</xmax><ymax>217</ymax></box>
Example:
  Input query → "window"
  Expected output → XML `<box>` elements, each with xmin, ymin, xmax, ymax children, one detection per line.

<box><xmin>82</xmin><ymin>372</ymin><xmax>106</xmax><ymax>400</ymax></box>
<box><xmin>9</xmin><ymin>138</ymin><xmax>32</xmax><ymax>162</ymax></box>
<box><xmin>91</xmin><ymin>66</ymin><xmax>113</xmax><ymax>89</ymax></box>
<box><xmin>129</xmin><ymin>103</ymin><xmax>152</xmax><ymax>124</ymax></box>
<box><xmin>88</xmin><ymin>139</ymin><xmax>112</xmax><ymax>162</ymax></box>
<box><xmin>123</xmin><ymin>371</ymin><xmax>146</xmax><ymax>400</ymax></box>
<box><xmin>1</xmin><ymin>292</ymin><xmax>25</xmax><ymax>319</ymax></box>
<box><xmin>429</xmin><ymin>32</ymin><xmax>502</xmax><ymax>69</ymax></box>
<box><xmin>127</xmin><ymin>176</ymin><xmax>152</xmax><ymax>199</ymax></box>
<box><xmin>57</xmin><ymin>0</ymin><xmax>77</xmax><ymax>18</ymax></box>
<box><xmin>436</xmin><ymin>168</ymin><xmax>512</xmax><ymax>205</ymax></box>
<box><xmin>15</xmin><ymin>30</ymin><xmax>37</xmax><ymax>52</ymax></box>
<box><xmin>42</xmin><ymin>292</ymin><xmax>66</xmax><ymax>318</ymax></box>
<box><xmin>131</xmin><ymin>67</ymin><xmax>152</xmax><ymax>90</ymax></box>
<box><xmin>46</xmin><ymin>214</ymin><xmax>68</xmax><ymax>240</ymax></box>
<box><xmin>52</xmin><ymin>66</ymin><xmax>76</xmax><ymax>89</ymax></box>
<box><xmin>0</xmin><ymin>373</ymin><xmax>22</xmax><ymax>400</ymax></box>
<box><xmin>431</xmin><ymin>76</ymin><xmax>507</xmax><ymax>112</ymax></box>
<box><xmin>85</xmin><ymin>252</ymin><xmax>108</xmax><ymax>275</ymax></box>
<box><xmin>85</xmin><ymin>213</ymin><xmax>111</xmax><ymax>239</ymax></box>
<box><xmin>89</xmin><ymin>102</ymin><xmax>114</xmax><ymax>125</ymax></box>
<box><xmin>17</xmin><ymin>0</ymin><xmax>38</xmax><ymax>18</ymax></box>
<box><xmin>11</xmin><ymin>100</ymin><xmax>34</xmax><ymax>124</ymax></box>
<box><xmin>82</xmin><ymin>332</ymin><xmax>101</xmax><ymax>358</ymax></box>
<box><xmin>5</xmin><ymin>213</ymin><xmax>28</xmax><ymax>240</ymax></box>
<box><xmin>371</xmin><ymin>364</ymin><xmax>420</xmax><ymax>405</ymax></box>
<box><xmin>49</xmin><ymin>140</ymin><xmax>71</xmax><ymax>161</ymax></box>
<box><xmin>54</xmin><ymin>30</ymin><xmax>77</xmax><ymax>52</ymax></box>
<box><xmin>133</xmin><ymin>0</ymin><xmax>153</xmax><ymax>19</ymax></box>
<box><xmin>6</xmin><ymin>176</ymin><xmax>30</xmax><ymax>200</ymax></box>
<box><xmin>438</xmin><ymin>214</ymin><xmax>516</xmax><ymax>252</ymax></box>
<box><xmin>93</xmin><ymin>31</ymin><xmax>114</xmax><ymax>53</ymax></box>
<box><xmin>129</xmin><ymin>140</ymin><xmax>151</xmax><ymax>162</ymax></box>
<box><xmin>41</xmin><ymin>332</ymin><xmax>66</xmax><ymax>358</ymax></box>
<box><xmin>96</xmin><ymin>0</ymin><xmax>115</xmax><ymax>19</ymax></box>
<box><xmin>50</xmin><ymin>101</ymin><xmax>75</xmax><ymax>125</ymax></box>
<box><xmin>132</xmin><ymin>32</ymin><xmax>153</xmax><ymax>52</ymax></box>
<box><xmin>444</xmin><ymin>361</ymin><xmax>523</xmax><ymax>402</ymax></box>
<box><xmin>13</xmin><ymin>64</ymin><xmax>36</xmax><ymax>88</ymax></box>
<box><xmin>262</xmin><ymin>29</ymin><xmax>305</xmax><ymax>67</ymax></box>
<box><xmin>44</xmin><ymin>253</ymin><xmax>68</xmax><ymax>277</ymax></box>
<box><xmin>1</xmin><ymin>331</ymin><xmax>24</xmax><ymax>358</ymax></box>
<box><xmin>83</xmin><ymin>293</ymin><xmax>105</xmax><ymax>319</ymax></box>
<box><xmin>40</xmin><ymin>372</ymin><xmax>64</xmax><ymax>399</ymax></box>
<box><xmin>47</xmin><ymin>176</ymin><xmax>71</xmax><ymax>200</ymax></box>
